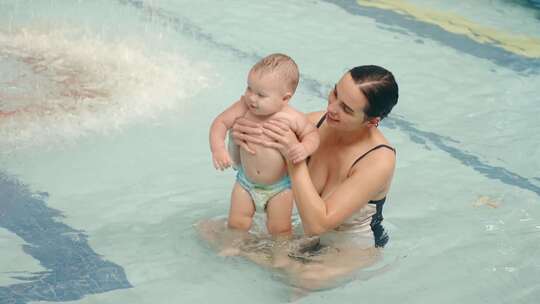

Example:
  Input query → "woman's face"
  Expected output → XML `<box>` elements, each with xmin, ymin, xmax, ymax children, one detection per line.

<box><xmin>326</xmin><ymin>72</ymin><xmax>369</xmax><ymax>131</ymax></box>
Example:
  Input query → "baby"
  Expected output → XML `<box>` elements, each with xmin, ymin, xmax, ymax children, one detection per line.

<box><xmin>209</xmin><ymin>53</ymin><xmax>319</xmax><ymax>235</ymax></box>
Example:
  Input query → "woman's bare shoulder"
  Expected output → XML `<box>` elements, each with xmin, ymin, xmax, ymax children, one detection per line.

<box><xmin>348</xmin><ymin>145</ymin><xmax>396</xmax><ymax>186</ymax></box>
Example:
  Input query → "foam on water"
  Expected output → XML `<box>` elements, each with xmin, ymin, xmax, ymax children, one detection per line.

<box><xmin>0</xmin><ymin>26</ymin><xmax>213</xmax><ymax>153</ymax></box>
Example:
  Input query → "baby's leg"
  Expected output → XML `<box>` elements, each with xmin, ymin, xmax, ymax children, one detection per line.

<box><xmin>228</xmin><ymin>182</ymin><xmax>255</xmax><ymax>231</ymax></box>
<box><xmin>265</xmin><ymin>190</ymin><xmax>294</xmax><ymax>267</ymax></box>
<box><xmin>218</xmin><ymin>182</ymin><xmax>256</xmax><ymax>256</ymax></box>
<box><xmin>265</xmin><ymin>190</ymin><xmax>293</xmax><ymax>235</ymax></box>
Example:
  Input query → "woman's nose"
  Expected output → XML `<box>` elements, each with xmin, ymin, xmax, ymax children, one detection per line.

<box><xmin>327</xmin><ymin>102</ymin><xmax>338</xmax><ymax>115</ymax></box>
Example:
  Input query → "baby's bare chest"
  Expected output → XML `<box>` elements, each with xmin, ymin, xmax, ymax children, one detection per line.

<box><xmin>243</xmin><ymin>111</ymin><xmax>298</xmax><ymax>141</ymax></box>
<box><xmin>243</xmin><ymin>109</ymin><xmax>297</xmax><ymax>128</ymax></box>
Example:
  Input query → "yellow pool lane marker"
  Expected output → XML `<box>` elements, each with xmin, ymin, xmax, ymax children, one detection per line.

<box><xmin>358</xmin><ymin>0</ymin><xmax>540</xmax><ymax>58</ymax></box>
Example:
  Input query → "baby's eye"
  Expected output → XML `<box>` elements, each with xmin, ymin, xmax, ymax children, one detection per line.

<box><xmin>258</xmin><ymin>93</ymin><xmax>265</xmax><ymax>97</ymax></box>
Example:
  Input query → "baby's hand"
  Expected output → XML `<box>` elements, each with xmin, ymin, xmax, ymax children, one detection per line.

<box><xmin>287</xmin><ymin>144</ymin><xmax>309</xmax><ymax>164</ymax></box>
<box><xmin>212</xmin><ymin>149</ymin><xmax>233</xmax><ymax>171</ymax></box>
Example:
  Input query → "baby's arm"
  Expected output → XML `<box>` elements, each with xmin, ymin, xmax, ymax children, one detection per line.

<box><xmin>209</xmin><ymin>100</ymin><xmax>248</xmax><ymax>170</ymax></box>
<box><xmin>287</xmin><ymin>112</ymin><xmax>320</xmax><ymax>164</ymax></box>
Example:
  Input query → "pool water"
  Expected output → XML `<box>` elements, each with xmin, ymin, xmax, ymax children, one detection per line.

<box><xmin>1</xmin><ymin>0</ymin><xmax>539</xmax><ymax>303</ymax></box>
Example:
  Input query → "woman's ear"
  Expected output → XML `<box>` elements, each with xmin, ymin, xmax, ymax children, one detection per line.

<box><xmin>367</xmin><ymin>117</ymin><xmax>381</xmax><ymax>128</ymax></box>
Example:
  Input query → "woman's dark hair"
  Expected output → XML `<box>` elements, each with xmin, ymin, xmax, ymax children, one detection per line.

<box><xmin>349</xmin><ymin>65</ymin><xmax>398</xmax><ymax>120</ymax></box>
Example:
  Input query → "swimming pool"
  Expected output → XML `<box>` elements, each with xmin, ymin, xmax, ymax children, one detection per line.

<box><xmin>1</xmin><ymin>0</ymin><xmax>539</xmax><ymax>303</ymax></box>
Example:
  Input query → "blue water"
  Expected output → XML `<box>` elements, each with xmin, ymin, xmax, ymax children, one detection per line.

<box><xmin>1</xmin><ymin>0</ymin><xmax>539</xmax><ymax>303</ymax></box>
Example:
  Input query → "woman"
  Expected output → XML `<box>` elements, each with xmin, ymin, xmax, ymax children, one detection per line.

<box><xmin>231</xmin><ymin>65</ymin><xmax>399</xmax><ymax>289</ymax></box>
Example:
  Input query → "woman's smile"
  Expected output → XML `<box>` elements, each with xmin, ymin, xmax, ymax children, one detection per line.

<box><xmin>327</xmin><ymin>113</ymin><xmax>340</xmax><ymax>123</ymax></box>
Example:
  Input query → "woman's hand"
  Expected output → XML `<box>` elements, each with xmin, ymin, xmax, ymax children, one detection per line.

<box><xmin>262</xmin><ymin>119</ymin><xmax>305</xmax><ymax>163</ymax></box>
<box><xmin>230</xmin><ymin>117</ymin><xmax>263</xmax><ymax>154</ymax></box>
<box><xmin>288</xmin><ymin>144</ymin><xmax>309</xmax><ymax>164</ymax></box>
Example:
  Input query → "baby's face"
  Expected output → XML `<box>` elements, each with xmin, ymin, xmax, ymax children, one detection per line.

<box><xmin>243</xmin><ymin>70</ymin><xmax>290</xmax><ymax>116</ymax></box>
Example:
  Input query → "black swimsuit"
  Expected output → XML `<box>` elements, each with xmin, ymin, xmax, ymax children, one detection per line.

<box><xmin>314</xmin><ymin>113</ymin><xmax>395</xmax><ymax>247</ymax></box>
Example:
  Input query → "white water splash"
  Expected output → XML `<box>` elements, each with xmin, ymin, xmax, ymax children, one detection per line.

<box><xmin>0</xmin><ymin>26</ymin><xmax>213</xmax><ymax>153</ymax></box>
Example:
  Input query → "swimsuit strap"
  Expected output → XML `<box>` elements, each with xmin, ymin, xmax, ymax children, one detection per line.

<box><xmin>350</xmin><ymin>144</ymin><xmax>396</xmax><ymax>169</ymax></box>
<box><xmin>369</xmin><ymin>197</ymin><xmax>386</xmax><ymax>205</ymax></box>
<box><xmin>307</xmin><ymin>113</ymin><xmax>328</xmax><ymax>165</ymax></box>
<box><xmin>315</xmin><ymin>113</ymin><xmax>327</xmax><ymax>128</ymax></box>
<box><xmin>353</xmin><ymin>145</ymin><xmax>394</xmax><ymax>207</ymax></box>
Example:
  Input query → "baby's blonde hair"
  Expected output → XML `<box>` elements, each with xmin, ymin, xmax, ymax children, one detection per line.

<box><xmin>250</xmin><ymin>53</ymin><xmax>299</xmax><ymax>94</ymax></box>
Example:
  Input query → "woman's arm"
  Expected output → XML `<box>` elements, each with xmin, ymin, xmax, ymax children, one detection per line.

<box><xmin>279</xmin><ymin>111</ymin><xmax>320</xmax><ymax>164</ymax></box>
<box><xmin>262</xmin><ymin>119</ymin><xmax>395</xmax><ymax>235</ymax></box>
